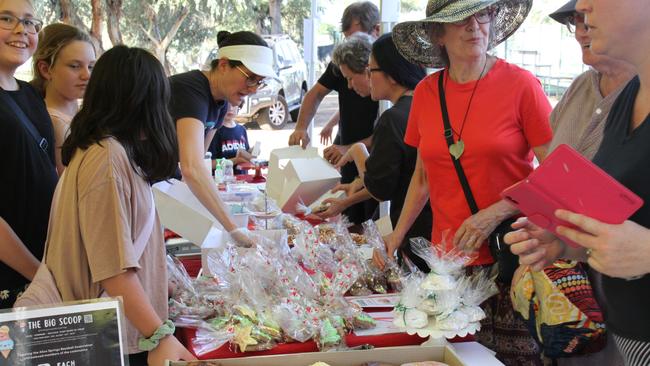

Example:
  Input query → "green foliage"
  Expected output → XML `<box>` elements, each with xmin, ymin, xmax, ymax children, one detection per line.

<box><xmin>400</xmin><ymin>0</ymin><xmax>422</xmax><ymax>14</ymax></box>
<box><xmin>35</xmin><ymin>0</ymin><xmax>317</xmax><ymax>72</ymax></box>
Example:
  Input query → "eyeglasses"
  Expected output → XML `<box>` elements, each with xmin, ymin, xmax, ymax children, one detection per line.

<box><xmin>365</xmin><ymin>67</ymin><xmax>383</xmax><ymax>78</ymax></box>
<box><xmin>235</xmin><ymin>65</ymin><xmax>267</xmax><ymax>89</ymax></box>
<box><xmin>565</xmin><ymin>13</ymin><xmax>587</xmax><ymax>34</ymax></box>
<box><xmin>0</xmin><ymin>14</ymin><xmax>43</xmax><ymax>34</ymax></box>
<box><xmin>450</xmin><ymin>7</ymin><xmax>498</xmax><ymax>26</ymax></box>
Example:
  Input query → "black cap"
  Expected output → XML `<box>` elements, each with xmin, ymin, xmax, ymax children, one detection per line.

<box><xmin>549</xmin><ymin>0</ymin><xmax>577</xmax><ymax>24</ymax></box>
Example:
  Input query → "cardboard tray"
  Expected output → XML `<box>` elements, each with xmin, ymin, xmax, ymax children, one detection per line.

<box><xmin>166</xmin><ymin>344</ymin><xmax>465</xmax><ymax>366</ymax></box>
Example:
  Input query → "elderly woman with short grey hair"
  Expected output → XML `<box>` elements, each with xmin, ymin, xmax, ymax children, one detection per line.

<box><xmin>331</xmin><ymin>32</ymin><xmax>374</xmax><ymax>97</ymax></box>
<box><xmin>379</xmin><ymin>0</ymin><xmax>553</xmax><ymax>364</ymax></box>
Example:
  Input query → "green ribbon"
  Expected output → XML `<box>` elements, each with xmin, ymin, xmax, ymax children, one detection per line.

<box><xmin>138</xmin><ymin>320</ymin><xmax>175</xmax><ymax>351</ymax></box>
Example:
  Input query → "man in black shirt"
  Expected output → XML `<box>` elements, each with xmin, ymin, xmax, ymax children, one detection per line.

<box><xmin>288</xmin><ymin>1</ymin><xmax>380</xmax><ymax>224</ymax></box>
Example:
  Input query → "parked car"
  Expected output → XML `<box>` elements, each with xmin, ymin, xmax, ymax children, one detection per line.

<box><xmin>206</xmin><ymin>35</ymin><xmax>308</xmax><ymax>130</ymax></box>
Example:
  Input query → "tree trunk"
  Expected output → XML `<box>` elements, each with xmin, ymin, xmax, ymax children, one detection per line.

<box><xmin>269</xmin><ymin>0</ymin><xmax>282</xmax><ymax>34</ymax></box>
<box><xmin>105</xmin><ymin>0</ymin><xmax>123</xmax><ymax>46</ymax></box>
<box><xmin>90</xmin><ymin>0</ymin><xmax>104</xmax><ymax>52</ymax></box>
<box><xmin>59</xmin><ymin>0</ymin><xmax>87</xmax><ymax>30</ymax></box>
<box><xmin>141</xmin><ymin>6</ymin><xmax>190</xmax><ymax>75</ymax></box>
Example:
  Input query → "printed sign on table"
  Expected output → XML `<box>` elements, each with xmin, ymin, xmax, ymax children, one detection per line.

<box><xmin>0</xmin><ymin>299</ymin><xmax>127</xmax><ymax>366</ymax></box>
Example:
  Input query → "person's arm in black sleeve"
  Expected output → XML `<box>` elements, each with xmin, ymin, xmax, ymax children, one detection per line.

<box><xmin>363</xmin><ymin>115</ymin><xmax>404</xmax><ymax>202</ymax></box>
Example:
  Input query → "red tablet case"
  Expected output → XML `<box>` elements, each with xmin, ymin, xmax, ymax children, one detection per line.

<box><xmin>501</xmin><ymin>144</ymin><xmax>643</xmax><ymax>247</ymax></box>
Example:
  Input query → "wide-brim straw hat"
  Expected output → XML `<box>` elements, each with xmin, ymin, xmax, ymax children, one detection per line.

<box><xmin>393</xmin><ymin>0</ymin><xmax>532</xmax><ymax>68</ymax></box>
<box><xmin>548</xmin><ymin>0</ymin><xmax>576</xmax><ymax>24</ymax></box>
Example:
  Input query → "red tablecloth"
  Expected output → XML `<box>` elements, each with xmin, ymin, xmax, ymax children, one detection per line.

<box><xmin>174</xmin><ymin>259</ymin><xmax>475</xmax><ymax>360</ymax></box>
<box><xmin>177</xmin><ymin>325</ymin><xmax>475</xmax><ymax>360</ymax></box>
<box><xmin>177</xmin><ymin>327</ymin><xmax>428</xmax><ymax>359</ymax></box>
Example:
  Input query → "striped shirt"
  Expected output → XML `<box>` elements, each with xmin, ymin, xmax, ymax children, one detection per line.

<box><xmin>614</xmin><ymin>334</ymin><xmax>650</xmax><ymax>366</ymax></box>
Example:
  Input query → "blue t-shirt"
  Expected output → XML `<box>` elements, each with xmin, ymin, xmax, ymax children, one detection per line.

<box><xmin>208</xmin><ymin>124</ymin><xmax>250</xmax><ymax>174</ymax></box>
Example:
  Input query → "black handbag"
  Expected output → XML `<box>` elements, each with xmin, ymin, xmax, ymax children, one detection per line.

<box><xmin>437</xmin><ymin>70</ymin><xmax>519</xmax><ymax>284</ymax></box>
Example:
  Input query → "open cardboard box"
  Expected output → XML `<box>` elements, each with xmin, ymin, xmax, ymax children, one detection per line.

<box><xmin>153</xmin><ymin>179</ymin><xmax>247</xmax><ymax>247</ymax></box>
<box><xmin>166</xmin><ymin>344</ymin><xmax>465</xmax><ymax>366</ymax></box>
<box><xmin>266</xmin><ymin>146</ymin><xmax>341</xmax><ymax>213</ymax></box>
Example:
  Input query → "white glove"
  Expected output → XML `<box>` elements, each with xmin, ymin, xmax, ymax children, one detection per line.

<box><xmin>229</xmin><ymin>227</ymin><xmax>256</xmax><ymax>248</ymax></box>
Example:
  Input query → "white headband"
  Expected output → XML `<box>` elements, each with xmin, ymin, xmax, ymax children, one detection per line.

<box><xmin>217</xmin><ymin>45</ymin><xmax>277</xmax><ymax>79</ymax></box>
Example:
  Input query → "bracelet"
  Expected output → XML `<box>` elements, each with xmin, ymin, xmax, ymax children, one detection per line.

<box><xmin>138</xmin><ymin>320</ymin><xmax>175</xmax><ymax>351</ymax></box>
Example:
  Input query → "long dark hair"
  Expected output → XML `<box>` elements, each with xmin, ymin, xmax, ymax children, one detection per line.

<box><xmin>61</xmin><ymin>45</ymin><xmax>178</xmax><ymax>183</ymax></box>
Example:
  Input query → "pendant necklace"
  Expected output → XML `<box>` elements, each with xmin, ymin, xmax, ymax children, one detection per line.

<box><xmin>446</xmin><ymin>56</ymin><xmax>489</xmax><ymax>160</ymax></box>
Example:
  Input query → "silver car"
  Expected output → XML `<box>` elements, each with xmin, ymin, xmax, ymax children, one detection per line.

<box><xmin>231</xmin><ymin>34</ymin><xmax>308</xmax><ymax>130</ymax></box>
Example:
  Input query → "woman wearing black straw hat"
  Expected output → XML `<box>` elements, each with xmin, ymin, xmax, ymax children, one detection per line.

<box><xmin>377</xmin><ymin>0</ymin><xmax>552</xmax><ymax>364</ymax></box>
<box><xmin>169</xmin><ymin>31</ymin><xmax>277</xmax><ymax>247</ymax></box>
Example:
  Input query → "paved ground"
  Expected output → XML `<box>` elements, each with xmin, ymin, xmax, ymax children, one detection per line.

<box><xmin>246</xmin><ymin>93</ymin><xmax>340</xmax><ymax>160</ymax></box>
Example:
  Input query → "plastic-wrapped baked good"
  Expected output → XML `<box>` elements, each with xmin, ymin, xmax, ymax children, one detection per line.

<box><xmin>350</xmin><ymin>232</ymin><xmax>367</xmax><ymax>245</ymax></box>
<box><xmin>386</xmin><ymin>266</ymin><xmax>403</xmax><ymax>292</ymax></box>
<box><xmin>317</xmin><ymin>225</ymin><xmax>337</xmax><ymax>244</ymax></box>
<box><xmin>393</xmin><ymin>307</ymin><xmax>429</xmax><ymax>329</ymax></box>
<box><xmin>352</xmin><ymin>312</ymin><xmax>377</xmax><ymax>329</ymax></box>
<box><xmin>348</xmin><ymin>278</ymin><xmax>373</xmax><ymax>296</ymax></box>
<box><xmin>421</xmin><ymin>273</ymin><xmax>456</xmax><ymax>291</ymax></box>
<box><xmin>316</xmin><ymin>318</ymin><xmax>343</xmax><ymax>351</ymax></box>
<box><xmin>434</xmin><ymin>310</ymin><xmax>470</xmax><ymax>331</ymax></box>
<box><xmin>417</xmin><ymin>291</ymin><xmax>460</xmax><ymax>318</ymax></box>
<box><xmin>458</xmin><ymin>305</ymin><xmax>486</xmax><ymax>323</ymax></box>
<box><xmin>364</xmin><ymin>265</ymin><xmax>388</xmax><ymax>294</ymax></box>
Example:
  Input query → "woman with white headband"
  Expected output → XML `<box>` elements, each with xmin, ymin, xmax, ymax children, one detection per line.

<box><xmin>169</xmin><ymin>31</ymin><xmax>277</xmax><ymax>246</ymax></box>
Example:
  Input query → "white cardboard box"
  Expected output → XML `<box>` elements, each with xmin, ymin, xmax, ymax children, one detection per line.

<box><xmin>153</xmin><ymin>179</ymin><xmax>247</xmax><ymax>247</ymax></box>
<box><xmin>167</xmin><ymin>344</ymin><xmax>466</xmax><ymax>366</ymax></box>
<box><xmin>266</xmin><ymin>146</ymin><xmax>341</xmax><ymax>213</ymax></box>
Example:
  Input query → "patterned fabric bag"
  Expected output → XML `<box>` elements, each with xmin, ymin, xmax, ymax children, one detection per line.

<box><xmin>511</xmin><ymin>260</ymin><xmax>606</xmax><ymax>358</ymax></box>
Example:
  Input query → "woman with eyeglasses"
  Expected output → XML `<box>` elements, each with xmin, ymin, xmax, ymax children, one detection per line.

<box><xmin>507</xmin><ymin>4</ymin><xmax>634</xmax><ymax>365</ymax></box>
<box><xmin>507</xmin><ymin>0</ymin><xmax>650</xmax><ymax>364</ymax></box>
<box><xmin>0</xmin><ymin>0</ymin><xmax>58</xmax><ymax>309</ymax></box>
<box><xmin>317</xmin><ymin>32</ymin><xmax>433</xmax><ymax>273</ymax></box>
<box><xmin>169</xmin><ymin>30</ymin><xmax>276</xmax><ymax>247</ymax></box>
<box><xmin>31</xmin><ymin>23</ymin><xmax>97</xmax><ymax>176</ymax></box>
<box><xmin>548</xmin><ymin>0</ymin><xmax>634</xmax><ymax>160</ymax></box>
<box><xmin>385</xmin><ymin>0</ymin><xmax>553</xmax><ymax>364</ymax></box>
<box><xmin>547</xmin><ymin>4</ymin><xmax>632</xmax><ymax>363</ymax></box>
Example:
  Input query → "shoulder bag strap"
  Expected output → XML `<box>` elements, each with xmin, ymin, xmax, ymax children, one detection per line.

<box><xmin>0</xmin><ymin>88</ymin><xmax>49</xmax><ymax>152</ymax></box>
<box><xmin>438</xmin><ymin>70</ymin><xmax>479</xmax><ymax>215</ymax></box>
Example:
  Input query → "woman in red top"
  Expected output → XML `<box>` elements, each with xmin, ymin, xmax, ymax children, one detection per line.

<box><xmin>378</xmin><ymin>0</ymin><xmax>553</xmax><ymax>364</ymax></box>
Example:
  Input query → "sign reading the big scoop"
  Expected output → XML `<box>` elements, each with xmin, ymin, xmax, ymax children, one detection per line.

<box><xmin>0</xmin><ymin>299</ymin><xmax>126</xmax><ymax>366</ymax></box>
